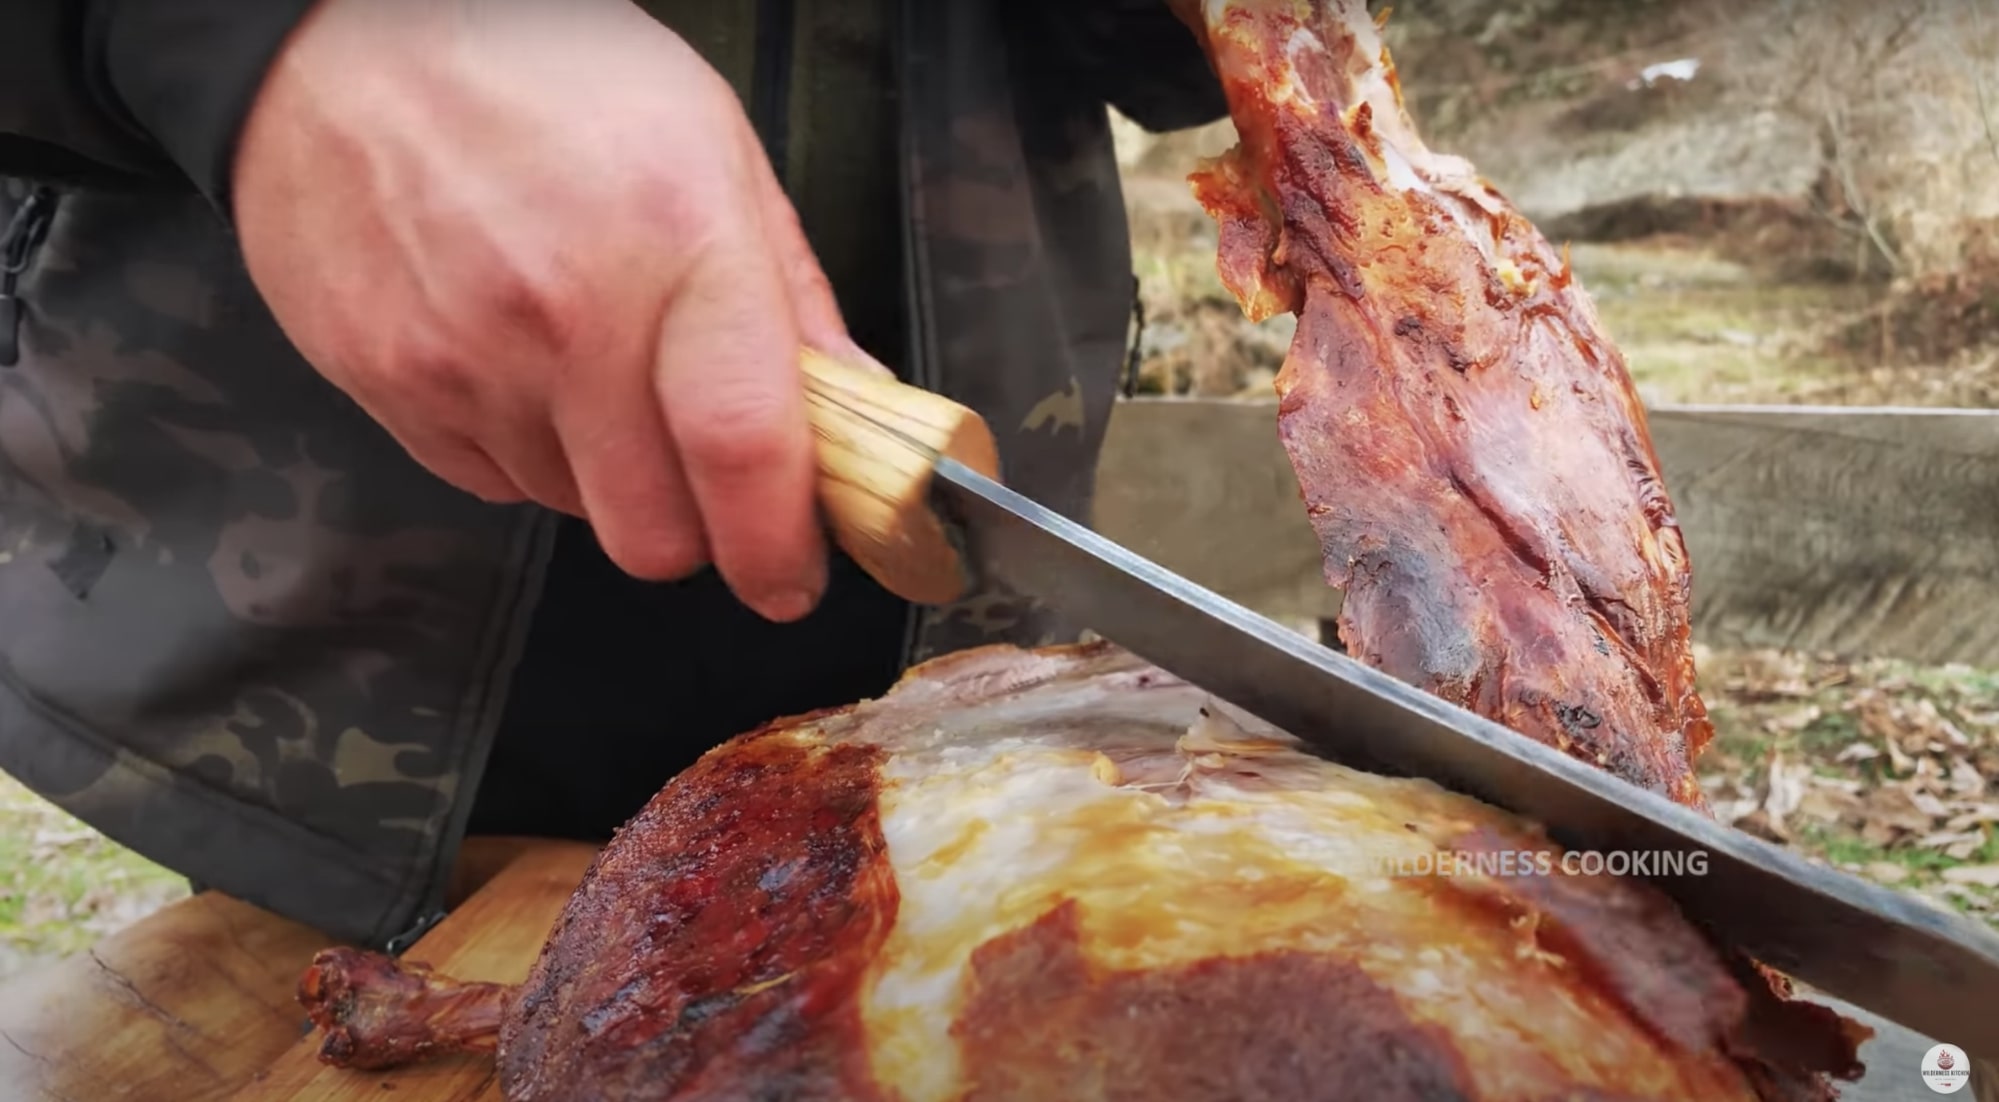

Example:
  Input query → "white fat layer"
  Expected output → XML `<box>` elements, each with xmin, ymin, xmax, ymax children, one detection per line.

<box><xmin>1377</xmin><ymin>137</ymin><xmax>1426</xmax><ymax>194</ymax></box>
<box><xmin>1271</xmin><ymin>26</ymin><xmax>1317</xmax><ymax>107</ymax></box>
<box><xmin>813</xmin><ymin>646</ymin><xmax>1748</xmax><ymax>1101</ymax></box>
<box><xmin>852</xmin><ymin>688</ymin><xmax>1505</xmax><ymax>1102</ymax></box>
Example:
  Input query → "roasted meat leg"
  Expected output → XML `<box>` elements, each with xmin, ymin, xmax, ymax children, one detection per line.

<box><xmin>302</xmin><ymin>643</ymin><xmax>1862</xmax><ymax>1101</ymax></box>
<box><xmin>299</xmin><ymin>947</ymin><xmax>511</xmax><ymax>1070</ymax></box>
<box><xmin>1177</xmin><ymin>0</ymin><xmax>1715</xmax><ymax>808</ymax></box>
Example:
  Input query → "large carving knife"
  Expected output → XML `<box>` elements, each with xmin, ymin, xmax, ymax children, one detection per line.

<box><xmin>796</xmin><ymin>349</ymin><xmax>1999</xmax><ymax>1056</ymax></box>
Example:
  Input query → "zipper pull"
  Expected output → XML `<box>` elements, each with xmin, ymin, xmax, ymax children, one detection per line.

<box><xmin>1</xmin><ymin>186</ymin><xmax>60</xmax><ymax>368</ymax></box>
<box><xmin>0</xmin><ymin>292</ymin><xmax>19</xmax><ymax>367</ymax></box>
<box><xmin>382</xmin><ymin>907</ymin><xmax>449</xmax><ymax>955</ymax></box>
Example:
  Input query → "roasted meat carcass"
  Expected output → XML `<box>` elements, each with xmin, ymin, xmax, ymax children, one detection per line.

<box><xmin>1178</xmin><ymin>0</ymin><xmax>1715</xmax><ymax>808</ymax></box>
<box><xmin>305</xmin><ymin>642</ymin><xmax>1860</xmax><ymax>1101</ymax></box>
<box><xmin>298</xmin><ymin>3</ymin><xmax>1873</xmax><ymax>1098</ymax></box>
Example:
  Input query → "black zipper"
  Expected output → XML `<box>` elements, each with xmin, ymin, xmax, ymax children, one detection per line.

<box><xmin>0</xmin><ymin>185</ymin><xmax>59</xmax><ymax>368</ymax></box>
<box><xmin>380</xmin><ymin>503</ymin><xmax>562</xmax><ymax>955</ymax></box>
<box><xmin>891</xmin><ymin>0</ymin><xmax>933</xmax><ymax>666</ymax></box>
<box><xmin>383</xmin><ymin>907</ymin><xmax>449</xmax><ymax>955</ymax></box>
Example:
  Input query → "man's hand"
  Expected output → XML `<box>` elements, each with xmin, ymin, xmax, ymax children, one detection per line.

<box><xmin>233</xmin><ymin>0</ymin><xmax>868</xmax><ymax>622</ymax></box>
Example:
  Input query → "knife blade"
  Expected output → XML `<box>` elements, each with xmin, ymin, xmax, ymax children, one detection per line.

<box><xmin>926</xmin><ymin>452</ymin><xmax>1999</xmax><ymax>1057</ymax></box>
<box><xmin>792</xmin><ymin>348</ymin><xmax>1999</xmax><ymax>1055</ymax></box>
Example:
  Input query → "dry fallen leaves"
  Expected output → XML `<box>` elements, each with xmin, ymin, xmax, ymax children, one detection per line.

<box><xmin>1857</xmin><ymin>785</ymin><xmax>1945</xmax><ymax>846</ymax></box>
<box><xmin>1796</xmin><ymin>775</ymin><xmax>1862</xmax><ymax>825</ymax></box>
<box><xmin>1864</xmin><ymin>861</ymin><xmax>1910</xmax><ymax>884</ymax></box>
<box><xmin>1761</xmin><ymin>751</ymin><xmax>1809</xmax><ymax>841</ymax></box>
<box><xmin>1946</xmin><ymin>803</ymin><xmax>1999</xmax><ymax>832</ymax></box>
<box><xmin>1942</xmin><ymin>865</ymin><xmax>1999</xmax><ymax>888</ymax></box>
<box><xmin>1762</xmin><ymin>704</ymin><xmax>1822</xmax><ymax>735</ymax></box>
<box><xmin>1694</xmin><ymin>647</ymin><xmax>1999</xmax><ymax>922</ymax></box>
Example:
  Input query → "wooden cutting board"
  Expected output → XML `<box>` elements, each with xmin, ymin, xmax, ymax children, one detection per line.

<box><xmin>232</xmin><ymin>840</ymin><xmax>598</xmax><ymax>1101</ymax></box>
<box><xmin>0</xmin><ymin>889</ymin><xmax>333</xmax><ymax>1102</ymax></box>
<box><xmin>0</xmin><ymin>837</ymin><xmax>595</xmax><ymax>1102</ymax></box>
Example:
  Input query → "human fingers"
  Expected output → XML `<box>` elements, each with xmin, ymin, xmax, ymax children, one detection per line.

<box><xmin>556</xmin><ymin>356</ymin><xmax>710</xmax><ymax>581</ymax></box>
<box><xmin>477</xmin><ymin>409</ymin><xmax>586</xmax><ymax>519</ymax></box>
<box><xmin>653</xmin><ymin>154</ymin><xmax>827</xmax><ymax>621</ymax></box>
<box><xmin>381</xmin><ymin>420</ymin><xmax>528</xmax><ymax>505</ymax></box>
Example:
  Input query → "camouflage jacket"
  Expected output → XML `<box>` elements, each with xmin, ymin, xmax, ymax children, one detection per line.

<box><xmin>0</xmin><ymin>0</ymin><xmax>1224</xmax><ymax>948</ymax></box>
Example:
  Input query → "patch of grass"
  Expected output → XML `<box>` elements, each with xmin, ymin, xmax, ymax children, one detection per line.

<box><xmin>1805</xmin><ymin>826</ymin><xmax>1892</xmax><ymax>868</ymax></box>
<box><xmin>1796</xmin><ymin>710</ymin><xmax>1862</xmax><ymax>754</ymax></box>
<box><xmin>0</xmin><ymin>773</ymin><xmax>188</xmax><ymax>982</ymax></box>
<box><xmin>1799</xmin><ymin>827</ymin><xmax>1999</xmax><ymax>922</ymax></box>
<box><xmin>1902</xmin><ymin>665</ymin><xmax>1999</xmax><ymax>700</ymax></box>
<box><xmin>1711</xmin><ymin>727</ymin><xmax>1772</xmax><ymax>765</ymax></box>
<box><xmin>1566</xmin><ymin>242</ymin><xmax>1881</xmax><ymax>405</ymax></box>
<box><xmin>1901</xmin><ymin>833</ymin><xmax>1999</xmax><ymax>872</ymax></box>
<box><xmin>1810</xmin><ymin>824</ymin><xmax>1998</xmax><ymax>872</ymax></box>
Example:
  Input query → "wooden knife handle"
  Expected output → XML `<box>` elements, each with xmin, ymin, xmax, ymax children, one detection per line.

<box><xmin>799</xmin><ymin>347</ymin><xmax>998</xmax><ymax>606</ymax></box>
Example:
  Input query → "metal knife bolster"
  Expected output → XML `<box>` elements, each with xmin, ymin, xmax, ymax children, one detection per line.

<box><xmin>924</xmin><ymin>456</ymin><xmax>1999</xmax><ymax>1058</ymax></box>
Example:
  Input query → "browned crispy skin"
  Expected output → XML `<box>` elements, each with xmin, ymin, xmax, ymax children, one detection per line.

<box><xmin>1182</xmin><ymin>0</ymin><xmax>1714</xmax><ymax>808</ymax></box>
<box><xmin>495</xmin><ymin>733</ymin><xmax>897</xmax><ymax>1102</ymax></box>
<box><xmin>950</xmin><ymin>900</ymin><xmax>1487</xmax><ymax>1101</ymax></box>
<box><xmin>298</xmin><ymin>946</ymin><xmax>512</xmax><ymax>1070</ymax></box>
<box><xmin>300</xmin><ymin>732</ymin><xmax>896</xmax><ymax>1100</ymax></box>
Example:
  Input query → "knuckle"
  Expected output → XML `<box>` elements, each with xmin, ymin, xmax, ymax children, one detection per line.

<box><xmin>481</xmin><ymin>265</ymin><xmax>586</xmax><ymax>357</ymax></box>
<box><xmin>362</xmin><ymin>247</ymin><xmax>591</xmax><ymax>370</ymax></box>
<box><xmin>633</xmin><ymin>174</ymin><xmax>724</xmax><ymax>257</ymax></box>
<box><xmin>389</xmin><ymin>340</ymin><xmax>478</xmax><ymax>406</ymax></box>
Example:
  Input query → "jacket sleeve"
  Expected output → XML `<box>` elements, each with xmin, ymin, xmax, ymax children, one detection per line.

<box><xmin>0</xmin><ymin>0</ymin><xmax>319</xmax><ymax>209</ymax></box>
<box><xmin>0</xmin><ymin>0</ymin><xmax>175</xmax><ymax>186</ymax></box>
<box><xmin>1029</xmin><ymin>0</ymin><xmax>1230</xmax><ymax>133</ymax></box>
